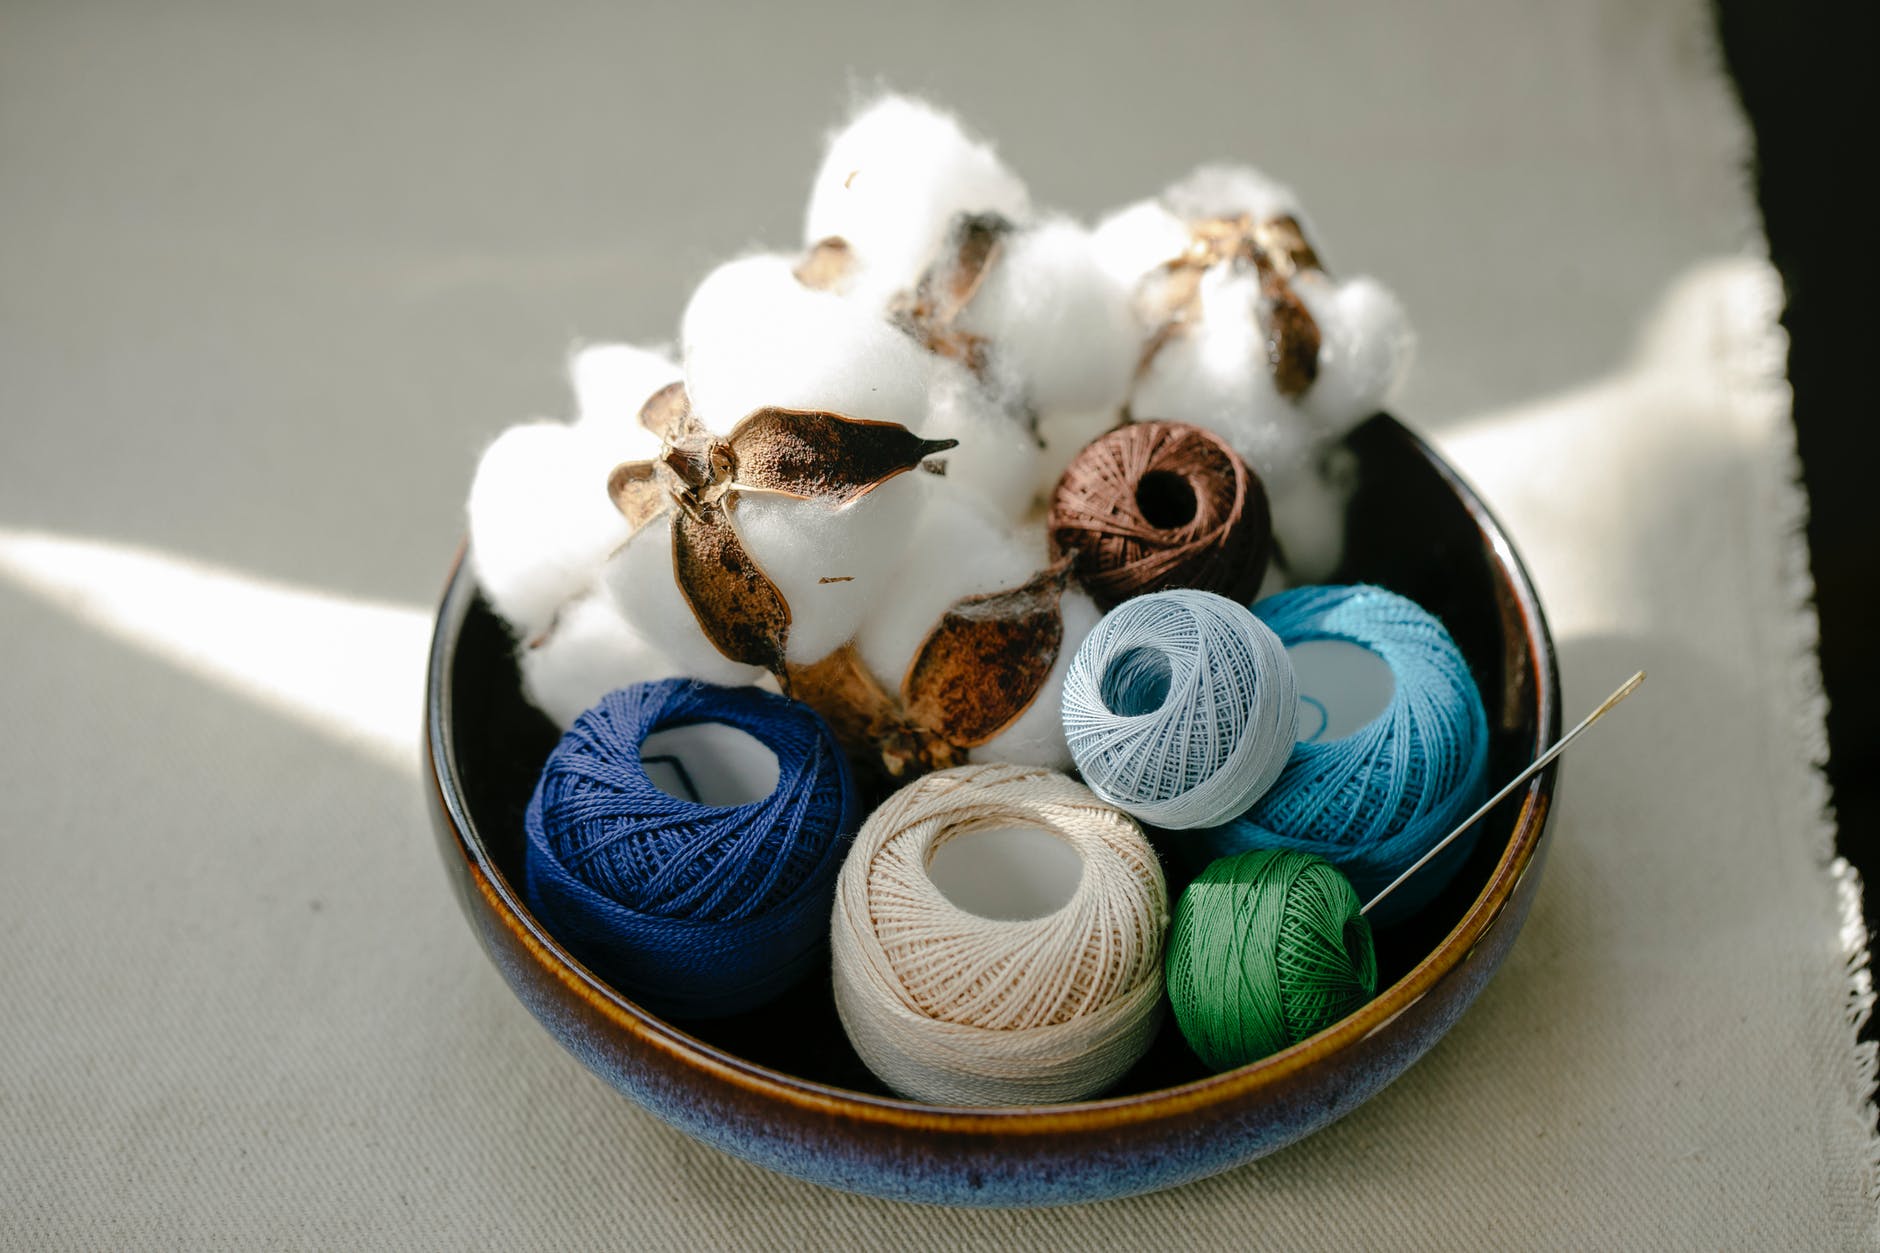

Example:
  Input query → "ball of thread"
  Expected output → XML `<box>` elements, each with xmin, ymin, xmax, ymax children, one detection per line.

<box><xmin>1166</xmin><ymin>849</ymin><xmax>1378</xmax><ymax>1072</ymax></box>
<box><xmin>523</xmin><ymin>678</ymin><xmax>858</xmax><ymax>1019</ymax></box>
<box><xmin>1048</xmin><ymin>419</ymin><xmax>1272</xmax><ymax>610</ymax></box>
<box><xmin>1062</xmin><ymin>588</ymin><xmax>1298</xmax><ymax>829</ymax></box>
<box><xmin>1192</xmin><ymin>584</ymin><xmax>1490</xmax><ymax>926</ymax></box>
<box><xmin>830</xmin><ymin>762</ymin><xmax>1169</xmax><ymax>1105</ymax></box>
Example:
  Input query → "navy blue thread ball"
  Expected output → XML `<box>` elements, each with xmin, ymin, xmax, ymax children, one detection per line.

<box><xmin>1190</xmin><ymin>584</ymin><xmax>1490</xmax><ymax>926</ymax></box>
<box><xmin>522</xmin><ymin>678</ymin><xmax>859</xmax><ymax>1018</ymax></box>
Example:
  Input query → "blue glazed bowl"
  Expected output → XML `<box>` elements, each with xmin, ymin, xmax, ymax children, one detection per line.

<box><xmin>423</xmin><ymin>414</ymin><xmax>1560</xmax><ymax>1207</ymax></box>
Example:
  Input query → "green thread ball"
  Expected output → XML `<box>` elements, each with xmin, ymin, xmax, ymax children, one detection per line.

<box><xmin>1165</xmin><ymin>849</ymin><xmax>1379</xmax><ymax>1072</ymax></box>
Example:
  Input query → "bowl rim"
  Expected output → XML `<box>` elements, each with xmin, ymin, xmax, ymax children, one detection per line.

<box><xmin>425</xmin><ymin>414</ymin><xmax>1561</xmax><ymax>1133</ymax></box>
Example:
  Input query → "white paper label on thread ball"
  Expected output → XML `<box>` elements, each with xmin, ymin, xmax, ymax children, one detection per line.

<box><xmin>641</xmin><ymin>723</ymin><xmax>781</xmax><ymax>807</ymax></box>
<box><xmin>926</xmin><ymin>826</ymin><xmax>1085</xmax><ymax>921</ymax></box>
<box><xmin>1287</xmin><ymin>638</ymin><xmax>1394</xmax><ymax>742</ymax></box>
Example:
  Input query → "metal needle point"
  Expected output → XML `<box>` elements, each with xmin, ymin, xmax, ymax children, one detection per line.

<box><xmin>1360</xmin><ymin>671</ymin><xmax>1646</xmax><ymax>916</ymax></box>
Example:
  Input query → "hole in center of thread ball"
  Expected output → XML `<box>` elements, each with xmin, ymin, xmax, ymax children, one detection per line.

<box><xmin>641</xmin><ymin>722</ymin><xmax>779</xmax><ymax>807</ymax></box>
<box><xmin>927</xmin><ymin>826</ymin><xmax>1084</xmax><ymax>921</ymax></box>
<box><xmin>1135</xmin><ymin>470</ymin><xmax>1198</xmax><ymax>529</ymax></box>
<box><xmin>1286</xmin><ymin>639</ymin><xmax>1394</xmax><ymax>742</ymax></box>
<box><xmin>1100</xmin><ymin>646</ymin><xmax>1172</xmax><ymax>717</ymax></box>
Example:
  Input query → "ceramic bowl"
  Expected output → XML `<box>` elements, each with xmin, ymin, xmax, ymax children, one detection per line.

<box><xmin>423</xmin><ymin>413</ymin><xmax>1561</xmax><ymax>1207</ymax></box>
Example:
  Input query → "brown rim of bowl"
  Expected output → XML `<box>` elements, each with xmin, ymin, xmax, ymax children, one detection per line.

<box><xmin>425</xmin><ymin>416</ymin><xmax>1559</xmax><ymax>1134</ymax></box>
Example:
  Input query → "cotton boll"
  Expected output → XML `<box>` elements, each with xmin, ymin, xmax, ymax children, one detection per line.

<box><xmin>681</xmin><ymin>253</ymin><xmax>933</xmax><ymax>433</ymax></box>
<box><xmin>804</xmin><ymin>94</ymin><xmax>1031</xmax><ymax>303</ymax></box>
<box><xmin>853</xmin><ymin>479</ymin><xmax>1048</xmax><ymax>686</ymax></box>
<box><xmin>919</xmin><ymin>363</ymin><xmax>1041</xmax><ymax>523</ymax></box>
<box><xmin>1091</xmin><ymin>199</ymin><xmax>1190</xmax><ymax>288</ymax></box>
<box><xmin>1131</xmin><ymin>270</ymin><xmax>1317</xmax><ymax>488</ymax></box>
<box><xmin>1267</xmin><ymin>466</ymin><xmax>1353</xmax><ymax>584</ymax></box>
<box><xmin>1163</xmin><ymin>163</ymin><xmax>1306</xmax><ymax>230</ymax></box>
<box><xmin>969</xmin><ymin>588</ymin><xmax>1098</xmax><ymax>770</ymax></box>
<box><xmin>600</xmin><ymin>515</ymin><xmax>768</xmax><ymax>687</ymax></box>
<box><xmin>734</xmin><ymin>472</ymin><xmax>926</xmax><ymax>665</ymax></box>
<box><xmin>1034</xmin><ymin>409</ymin><xmax>1121</xmax><ymax>499</ymax></box>
<box><xmin>1295</xmin><ymin>275</ymin><xmax>1414</xmax><ymax>433</ymax></box>
<box><xmin>468</xmin><ymin>421</ymin><xmax>632</xmax><ymax>641</ymax></box>
<box><xmin>519</xmin><ymin>588</ymin><xmax>682</xmax><ymax>728</ymax></box>
<box><xmin>957</xmin><ymin>219</ymin><xmax>1140</xmax><ymax>417</ymax></box>
<box><xmin>570</xmin><ymin>343</ymin><xmax>681</xmax><ymax>455</ymax></box>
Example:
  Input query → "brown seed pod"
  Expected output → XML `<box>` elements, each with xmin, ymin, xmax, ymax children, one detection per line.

<box><xmin>795</xmin><ymin>236</ymin><xmax>855</xmax><ymax>292</ymax></box>
<box><xmin>889</xmin><ymin>210</ymin><xmax>1011</xmax><ymax>376</ymax></box>
<box><xmin>1047</xmin><ymin>420</ymin><xmax>1271</xmax><ymax>610</ymax></box>
<box><xmin>1134</xmin><ymin>212</ymin><xmax>1324</xmax><ymax>399</ymax></box>
<box><xmin>787</xmin><ymin>558</ymin><xmax>1074</xmax><ymax>785</ymax></box>
<box><xmin>607</xmin><ymin>383</ymin><xmax>955</xmax><ymax>678</ymax></box>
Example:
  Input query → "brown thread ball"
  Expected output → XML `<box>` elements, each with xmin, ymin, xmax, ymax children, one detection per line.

<box><xmin>1047</xmin><ymin>421</ymin><xmax>1271</xmax><ymax>610</ymax></box>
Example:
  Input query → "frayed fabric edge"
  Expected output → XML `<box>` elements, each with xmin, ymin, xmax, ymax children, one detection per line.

<box><xmin>1729</xmin><ymin>258</ymin><xmax>1880</xmax><ymax>1222</ymax></box>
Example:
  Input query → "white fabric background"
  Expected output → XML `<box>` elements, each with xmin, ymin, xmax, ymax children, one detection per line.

<box><xmin>2</xmin><ymin>1</ymin><xmax>1872</xmax><ymax>1246</ymax></box>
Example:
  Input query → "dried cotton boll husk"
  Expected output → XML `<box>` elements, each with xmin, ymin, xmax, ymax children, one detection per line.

<box><xmin>1131</xmin><ymin>269</ymin><xmax>1320</xmax><ymax>490</ymax></box>
<box><xmin>680</xmin><ymin>253</ymin><xmax>933</xmax><ymax>435</ymax></box>
<box><xmin>955</xmin><ymin>219</ymin><xmax>1139</xmax><ymax>419</ymax></box>
<box><xmin>968</xmin><ymin>588</ymin><xmax>1098</xmax><ymax>770</ymax></box>
<box><xmin>804</xmin><ymin>94</ymin><xmax>1031</xmax><ymax>307</ymax></box>
<box><xmin>918</xmin><ymin>363</ymin><xmax>1041</xmax><ymax>522</ymax></box>
<box><xmin>570</xmin><ymin>343</ymin><xmax>682</xmax><ymax>443</ymax></box>
<box><xmin>600</xmin><ymin>513</ymin><xmax>769</xmax><ymax>687</ymax></box>
<box><xmin>853</xmin><ymin>479</ymin><xmax>1048</xmax><ymax>687</ymax></box>
<box><xmin>732</xmin><ymin>477</ymin><xmax>925</xmax><ymax>665</ymax></box>
<box><xmin>519</xmin><ymin>588</ymin><xmax>682</xmax><ymax>728</ymax></box>
<box><xmin>468</xmin><ymin>420</ymin><xmax>635</xmax><ymax>642</ymax></box>
<box><xmin>1293</xmin><ymin>275</ymin><xmax>1415</xmax><ymax>433</ymax></box>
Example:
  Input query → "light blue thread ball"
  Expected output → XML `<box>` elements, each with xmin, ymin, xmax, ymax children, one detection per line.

<box><xmin>522</xmin><ymin>678</ymin><xmax>859</xmax><ymax>1019</ymax></box>
<box><xmin>1062</xmin><ymin>588</ymin><xmax>1298</xmax><ymax>829</ymax></box>
<box><xmin>1190</xmin><ymin>584</ymin><xmax>1490</xmax><ymax>926</ymax></box>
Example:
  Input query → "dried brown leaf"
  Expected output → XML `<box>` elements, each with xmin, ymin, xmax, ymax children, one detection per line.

<box><xmin>670</xmin><ymin>500</ymin><xmax>791</xmax><ymax>674</ymax></box>
<box><xmin>900</xmin><ymin>559</ymin><xmax>1072</xmax><ymax>748</ymax></box>
<box><xmin>728</xmin><ymin>408</ymin><xmax>957</xmax><ymax>506</ymax></box>
<box><xmin>607</xmin><ymin>460</ymin><xmax>670</xmax><ymax>535</ymax></box>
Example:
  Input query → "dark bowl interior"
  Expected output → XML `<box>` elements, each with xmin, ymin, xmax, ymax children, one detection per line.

<box><xmin>425</xmin><ymin>413</ymin><xmax>1561</xmax><ymax>1205</ymax></box>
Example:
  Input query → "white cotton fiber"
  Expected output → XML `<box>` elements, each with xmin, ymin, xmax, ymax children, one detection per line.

<box><xmin>467</xmin><ymin>420</ymin><xmax>634</xmax><ymax>641</ymax></box>
<box><xmin>1294</xmin><ymin>275</ymin><xmax>1414</xmax><ymax>433</ymax></box>
<box><xmin>804</xmin><ymin>94</ymin><xmax>1031</xmax><ymax>305</ymax></box>
<box><xmin>733</xmin><ymin>472</ymin><xmax>926</xmax><ymax>665</ymax></box>
<box><xmin>918</xmin><ymin>363</ymin><xmax>1041</xmax><ymax>523</ymax></box>
<box><xmin>681</xmin><ymin>253</ymin><xmax>934</xmax><ymax>434</ymax></box>
<box><xmin>1162</xmin><ymin>163</ymin><xmax>1306</xmax><ymax>230</ymax></box>
<box><xmin>1131</xmin><ymin>269</ymin><xmax>1318</xmax><ymax>486</ymax></box>
<box><xmin>519</xmin><ymin>587</ymin><xmax>683</xmax><ymax>728</ymax></box>
<box><xmin>970</xmin><ymin>588</ymin><xmax>1098</xmax><ymax>770</ymax></box>
<box><xmin>1034</xmin><ymin>408</ymin><xmax>1121</xmax><ymax>499</ymax></box>
<box><xmin>853</xmin><ymin>477</ymin><xmax>1049</xmax><ymax>686</ymax></box>
<box><xmin>957</xmin><ymin>218</ymin><xmax>1140</xmax><ymax>417</ymax></box>
<box><xmin>600</xmin><ymin>513</ymin><xmax>770</xmax><ymax>686</ymax></box>
<box><xmin>1267</xmin><ymin>452</ymin><xmax>1357</xmax><ymax>584</ymax></box>
<box><xmin>1091</xmin><ymin>199</ymin><xmax>1190</xmax><ymax>288</ymax></box>
<box><xmin>569</xmin><ymin>342</ymin><xmax>681</xmax><ymax>452</ymax></box>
